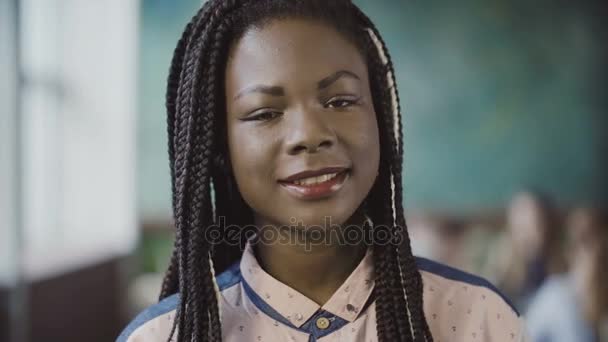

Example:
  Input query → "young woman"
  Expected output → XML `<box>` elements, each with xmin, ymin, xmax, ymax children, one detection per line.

<box><xmin>118</xmin><ymin>1</ymin><xmax>526</xmax><ymax>341</ymax></box>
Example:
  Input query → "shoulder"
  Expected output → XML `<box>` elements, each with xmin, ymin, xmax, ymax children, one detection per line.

<box><xmin>416</xmin><ymin>257</ymin><xmax>527</xmax><ymax>341</ymax></box>
<box><xmin>528</xmin><ymin>274</ymin><xmax>573</xmax><ymax>310</ymax></box>
<box><xmin>525</xmin><ymin>275</ymin><xmax>571</xmax><ymax>323</ymax></box>
<box><xmin>416</xmin><ymin>256</ymin><xmax>518</xmax><ymax>314</ymax></box>
<box><xmin>116</xmin><ymin>262</ymin><xmax>242</xmax><ymax>342</ymax></box>
<box><xmin>525</xmin><ymin>274</ymin><xmax>594</xmax><ymax>341</ymax></box>
<box><xmin>116</xmin><ymin>293</ymin><xmax>179</xmax><ymax>342</ymax></box>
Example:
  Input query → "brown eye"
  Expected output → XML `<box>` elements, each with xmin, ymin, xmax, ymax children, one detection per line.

<box><xmin>325</xmin><ymin>96</ymin><xmax>360</xmax><ymax>109</ymax></box>
<box><xmin>242</xmin><ymin>110</ymin><xmax>282</xmax><ymax>122</ymax></box>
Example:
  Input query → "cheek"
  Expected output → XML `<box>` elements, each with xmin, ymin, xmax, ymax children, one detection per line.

<box><xmin>345</xmin><ymin>112</ymin><xmax>380</xmax><ymax>175</ymax></box>
<box><xmin>227</xmin><ymin>126</ymin><xmax>279</xmax><ymax>192</ymax></box>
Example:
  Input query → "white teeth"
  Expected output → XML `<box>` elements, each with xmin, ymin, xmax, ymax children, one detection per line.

<box><xmin>293</xmin><ymin>172</ymin><xmax>339</xmax><ymax>186</ymax></box>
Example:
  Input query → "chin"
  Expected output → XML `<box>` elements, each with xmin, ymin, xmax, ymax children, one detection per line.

<box><xmin>284</xmin><ymin>206</ymin><xmax>358</xmax><ymax>230</ymax></box>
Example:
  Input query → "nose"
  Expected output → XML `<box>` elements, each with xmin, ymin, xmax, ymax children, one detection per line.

<box><xmin>285</xmin><ymin>108</ymin><xmax>336</xmax><ymax>155</ymax></box>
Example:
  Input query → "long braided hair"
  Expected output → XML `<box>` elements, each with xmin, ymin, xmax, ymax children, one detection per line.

<box><xmin>160</xmin><ymin>1</ymin><xmax>433</xmax><ymax>341</ymax></box>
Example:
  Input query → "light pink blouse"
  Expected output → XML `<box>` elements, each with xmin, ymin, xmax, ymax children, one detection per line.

<box><xmin>118</xmin><ymin>242</ymin><xmax>527</xmax><ymax>341</ymax></box>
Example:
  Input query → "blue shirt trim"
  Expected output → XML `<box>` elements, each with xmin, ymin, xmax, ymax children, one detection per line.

<box><xmin>216</xmin><ymin>261</ymin><xmax>242</xmax><ymax>291</ymax></box>
<box><xmin>242</xmin><ymin>279</ymin><xmax>296</xmax><ymax>328</ymax></box>
<box><xmin>242</xmin><ymin>278</ymin><xmax>350</xmax><ymax>339</ymax></box>
<box><xmin>415</xmin><ymin>256</ymin><xmax>519</xmax><ymax>316</ymax></box>
<box><xmin>116</xmin><ymin>263</ymin><xmax>242</xmax><ymax>341</ymax></box>
<box><xmin>116</xmin><ymin>293</ymin><xmax>179</xmax><ymax>342</ymax></box>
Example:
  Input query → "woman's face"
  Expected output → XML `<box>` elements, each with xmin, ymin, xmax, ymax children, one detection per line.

<box><xmin>224</xmin><ymin>18</ymin><xmax>380</xmax><ymax>229</ymax></box>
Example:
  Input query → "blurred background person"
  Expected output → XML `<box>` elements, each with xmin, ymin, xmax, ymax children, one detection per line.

<box><xmin>526</xmin><ymin>207</ymin><xmax>608</xmax><ymax>341</ymax></box>
<box><xmin>484</xmin><ymin>190</ymin><xmax>567</xmax><ymax>311</ymax></box>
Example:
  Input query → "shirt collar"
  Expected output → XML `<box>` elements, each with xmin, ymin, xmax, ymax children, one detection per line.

<box><xmin>239</xmin><ymin>241</ymin><xmax>375</xmax><ymax>327</ymax></box>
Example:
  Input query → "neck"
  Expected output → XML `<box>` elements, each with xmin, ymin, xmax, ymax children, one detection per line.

<box><xmin>253</xmin><ymin>215</ymin><xmax>368</xmax><ymax>305</ymax></box>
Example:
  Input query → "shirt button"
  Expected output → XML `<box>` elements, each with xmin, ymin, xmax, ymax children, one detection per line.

<box><xmin>295</xmin><ymin>313</ymin><xmax>303</xmax><ymax>321</ymax></box>
<box><xmin>316</xmin><ymin>317</ymin><xmax>331</xmax><ymax>330</ymax></box>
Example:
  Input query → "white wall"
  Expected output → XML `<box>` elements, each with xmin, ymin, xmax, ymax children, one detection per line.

<box><xmin>11</xmin><ymin>0</ymin><xmax>139</xmax><ymax>281</ymax></box>
<box><xmin>0</xmin><ymin>0</ymin><xmax>20</xmax><ymax>287</ymax></box>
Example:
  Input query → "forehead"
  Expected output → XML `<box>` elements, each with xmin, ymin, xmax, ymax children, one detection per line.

<box><xmin>226</xmin><ymin>18</ymin><xmax>367</xmax><ymax>88</ymax></box>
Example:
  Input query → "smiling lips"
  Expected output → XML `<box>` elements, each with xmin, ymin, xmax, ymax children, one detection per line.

<box><xmin>278</xmin><ymin>167</ymin><xmax>350</xmax><ymax>200</ymax></box>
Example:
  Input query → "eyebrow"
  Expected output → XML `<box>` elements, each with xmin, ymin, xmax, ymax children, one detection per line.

<box><xmin>233</xmin><ymin>70</ymin><xmax>361</xmax><ymax>100</ymax></box>
<box><xmin>234</xmin><ymin>85</ymin><xmax>284</xmax><ymax>100</ymax></box>
<box><xmin>317</xmin><ymin>70</ymin><xmax>361</xmax><ymax>90</ymax></box>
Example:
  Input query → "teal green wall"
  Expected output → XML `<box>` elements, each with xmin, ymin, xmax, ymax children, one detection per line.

<box><xmin>354</xmin><ymin>0</ymin><xmax>606</xmax><ymax>211</ymax></box>
<box><xmin>138</xmin><ymin>1</ymin><xmax>201</xmax><ymax>218</ymax></box>
<box><xmin>138</xmin><ymin>0</ymin><xmax>607</xmax><ymax>217</ymax></box>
